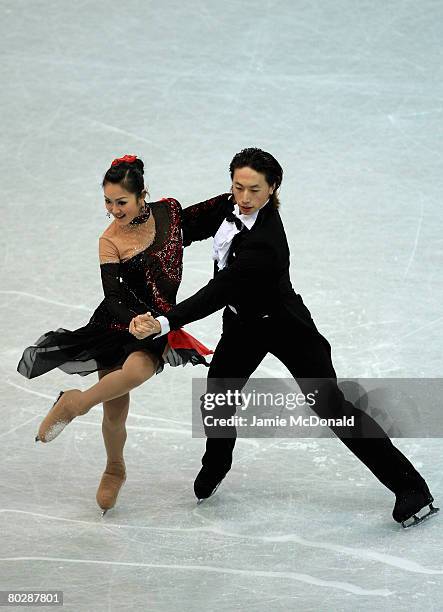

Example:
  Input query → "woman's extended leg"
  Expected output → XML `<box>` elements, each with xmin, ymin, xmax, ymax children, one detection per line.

<box><xmin>82</xmin><ymin>351</ymin><xmax>158</xmax><ymax>410</ymax></box>
<box><xmin>96</xmin><ymin>367</ymin><xmax>130</xmax><ymax>513</ymax></box>
<box><xmin>37</xmin><ymin>351</ymin><xmax>158</xmax><ymax>443</ymax></box>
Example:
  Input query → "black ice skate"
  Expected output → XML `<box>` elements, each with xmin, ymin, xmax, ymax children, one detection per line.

<box><xmin>194</xmin><ymin>466</ymin><xmax>226</xmax><ymax>504</ymax></box>
<box><xmin>393</xmin><ymin>484</ymin><xmax>439</xmax><ymax>528</ymax></box>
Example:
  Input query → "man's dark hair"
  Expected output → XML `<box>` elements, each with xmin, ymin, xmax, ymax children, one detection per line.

<box><xmin>229</xmin><ymin>147</ymin><xmax>283</xmax><ymax>209</ymax></box>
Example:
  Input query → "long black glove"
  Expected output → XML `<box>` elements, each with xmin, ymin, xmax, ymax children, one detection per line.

<box><xmin>100</xmin><ymin>263</ymin><xmax>146</xmax><ymax>325</ymax></box>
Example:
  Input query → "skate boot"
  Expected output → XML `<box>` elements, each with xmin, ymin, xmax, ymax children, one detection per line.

<box><xmin>393</xmin><ymin>482</ymin><xmax>439</xmax><ymax>528</ymax></box>
<box><xmin>96</xmin><ymin>460</ymin><xmax>126</xmax><ymax>516</ymax></box>
<box><xmin>194</xmin><ymin>438</ymin><xmax>235</xmax><ymax>503</ymax></box>
<box><xmin>36</xmin><ymin>389</ymin><xmax>84</xmax><ymax>443</ymax></box>
<box><xmin>194</xmin><ymin>466</ymin><xmax>228</xmax><ymax>504</ymax></box>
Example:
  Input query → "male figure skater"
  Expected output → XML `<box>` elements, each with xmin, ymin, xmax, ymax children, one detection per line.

<box><xmin>133</xmin><ymin>147</ymin><xmax>438</xmax><ymax>528</ymax></box>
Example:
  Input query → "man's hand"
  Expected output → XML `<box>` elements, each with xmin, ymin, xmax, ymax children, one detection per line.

<box><xmin>129</xmin><ymin>312</ymin><xmax>162</xmax><ymax>339</ymax></box>
<box><xmin>138</xmin><ymin>313</ymin><xmax>162</xmax><ymax>335</ymax></box>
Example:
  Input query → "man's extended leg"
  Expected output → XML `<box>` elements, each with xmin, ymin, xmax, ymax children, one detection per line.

<box><xmin>270</xmin><ymin>323</ymin><xmax>436</xmax><ymax>524</ymax></box>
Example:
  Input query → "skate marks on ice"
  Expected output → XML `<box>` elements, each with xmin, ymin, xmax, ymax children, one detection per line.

<box><xmin>0</xmin><ymin>555</ymin><xmax>393</xmax><ymax>597</ymax></box>
<box><xmin>189</xmin><ymin>511</ymin><xmax>443</xmax><ymax>576</ymax></box>
<box><xmin>1</xmin><ymin>508</ymin><xmax>442</xmax><ymax>581</ymax></box>
<box><xmin>0</xmin><ymin>290</ymin><xmax>92</xmax><ymax>311</ymax></box>
<box><xmin>0</xmin><ymin>547</ymin><xmax>392</xmax><ymax>598</ymax></box>
<box><xmin>402</xmin><ymin>194</ymin><xmax>425</xmax><ymax>281</ymax></box>
<box><xmin>0</xmin><ymin>414</ymin><xmax>41</xmax><ymax>440</ymax></box>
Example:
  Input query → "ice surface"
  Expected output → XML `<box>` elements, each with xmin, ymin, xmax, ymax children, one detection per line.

<box><xmin>1</xmin><ymin>1</ymin><xmax>442</xmax><ymax>610</ymax></box>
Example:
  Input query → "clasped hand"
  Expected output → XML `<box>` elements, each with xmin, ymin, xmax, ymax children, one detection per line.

<box><xmin>129</xmin><ymin>312</ymin><xmax>161</xmax><ymax>339</ymax></box>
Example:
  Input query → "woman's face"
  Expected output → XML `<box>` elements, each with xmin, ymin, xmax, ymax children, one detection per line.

<box><xmin>231</xmin><ymin>166</ymin><xmax>275</xmax><ymax>215</ymax></box>
<box><xmin>103</xmin><ymin>183</ymin><xmax>145</xmax><ymax>226</ymax></box>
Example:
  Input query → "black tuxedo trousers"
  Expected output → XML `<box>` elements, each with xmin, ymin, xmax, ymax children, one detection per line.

<box><xmin>201</xmin><ymin>307</ymin><xmax>425</xmax><ymax>496</ymax></box>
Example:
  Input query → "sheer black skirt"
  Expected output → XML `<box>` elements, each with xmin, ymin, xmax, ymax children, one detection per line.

<box><xmin>17</xmin><ymin>321</ymin><xmax>212</xmax><ymax>380</ymax></box>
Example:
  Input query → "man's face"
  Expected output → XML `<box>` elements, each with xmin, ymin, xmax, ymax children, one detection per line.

<box><xmin>231</xmin><ymin>167</ymin><xmax>274</xmax><ymax>215</ymax></box>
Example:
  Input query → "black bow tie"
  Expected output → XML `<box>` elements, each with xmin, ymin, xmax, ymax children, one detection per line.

<box><xmin>225</xmin><ymin>211</ymin><xmax>244</xmax><ymax>231</ymax></box>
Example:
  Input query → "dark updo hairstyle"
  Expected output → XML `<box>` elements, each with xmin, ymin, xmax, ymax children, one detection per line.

<box><xmin>229</xmin><ymin>147</ymin><xmax>283</xmax><ymax>209</ymax></box>
<box><xmin>102</xmin><ymin>156</ymin><xmax>146</xmax><ymax>199</ymax></box>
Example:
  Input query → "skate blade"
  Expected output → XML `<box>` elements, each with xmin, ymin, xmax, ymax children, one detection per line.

<box><xmin>401</xmin><ymin>503</ymin><xmax>440</xmax><ymax>528</ymax></box>
<box><xmin>195</xmin><ymin>481</ymin><xmax>222</xmax><ymax>506</ymax></box>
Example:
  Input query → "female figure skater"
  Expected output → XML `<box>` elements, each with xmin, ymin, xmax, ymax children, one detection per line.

<box><xmin>135</xmin><ymin>147</ymin><xmax>438</xmax><ymax>528</ymax></box>
<box><xmin>17</xmin><ymin>154</ymin><xmax>211</xmax><ymax>514</ymax></box>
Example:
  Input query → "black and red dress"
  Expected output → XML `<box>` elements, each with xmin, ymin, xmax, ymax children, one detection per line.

<box><xmin>17</xmin><ymin>198</ymin><xmax>212</xmax><ymax>379</ymax></box>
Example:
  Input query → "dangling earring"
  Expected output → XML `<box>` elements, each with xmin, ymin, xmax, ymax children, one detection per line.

<box><xmin>106</xmin><ymin>212</ymin><xmax>110</xmax><ymax>218</ymax></box>
<box><xmin>142</xmin><ymin>200</ymin><xmax>151</xmax><ymax>219</ymax></box>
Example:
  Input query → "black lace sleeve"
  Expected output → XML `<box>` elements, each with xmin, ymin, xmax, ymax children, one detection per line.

<box><xmin>100</xmin><ymin>263</ymin><xmax>141</xmax><ymax>325</ymax></box>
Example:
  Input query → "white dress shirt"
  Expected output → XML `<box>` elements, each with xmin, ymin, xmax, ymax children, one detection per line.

<box><xmin>156</xmin><ymin>201</ymin><xmax>267</xmax><ymax>336</ymax></box>
<box><xmin>212</xmin><ymin>206</ymin><xmax>260</xmax><ymax>271</ymax></box>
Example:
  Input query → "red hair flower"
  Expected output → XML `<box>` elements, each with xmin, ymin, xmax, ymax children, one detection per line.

<box><xmin>111</xmin><ymin>154</ymin><xmax>137</xmax><ymax>166</ymax></box>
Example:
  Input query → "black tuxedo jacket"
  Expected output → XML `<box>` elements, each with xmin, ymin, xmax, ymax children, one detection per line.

<box><xmin>166</xmin><ymin>193</ymin><xmax>318</xmax><ymax>332</ymax></box>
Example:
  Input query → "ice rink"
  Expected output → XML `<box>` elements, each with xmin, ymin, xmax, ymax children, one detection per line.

<box><xmin>1</xmin><ymin>0</ymin><xmax>442</xmax><ymax>610</ymax></box>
